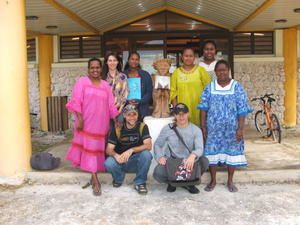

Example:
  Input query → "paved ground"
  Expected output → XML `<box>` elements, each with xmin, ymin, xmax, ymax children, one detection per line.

<box><xmin>1</xmin><ymin>126</ymin><xmax>300</xmax><ymax>225</ymax></box>
<box><xmin>1</xmin><ymin>183</ymin><xmax>300</xmax><ymax>225</ymax></box>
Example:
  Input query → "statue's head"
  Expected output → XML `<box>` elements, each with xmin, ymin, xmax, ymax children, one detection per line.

<box><xmin>153</xmin><ymin>59</ymin><xmax>172</xmax><ymax>76</ymax></box>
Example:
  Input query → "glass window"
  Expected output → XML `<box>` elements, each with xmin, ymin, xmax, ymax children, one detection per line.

<box><xmin>233</xmin><ymin>32</ymin><xmax>273</xmax><ymax>55</ymax></box>
<box><xmin>60</xmin><ymin>35</ymin><xmax>101</xmax><ymax>59</ymax></box>
<box><xmin>27</xmin><ymin>39</ymin><xmax>36</xmax><ymax>62</ymax></box>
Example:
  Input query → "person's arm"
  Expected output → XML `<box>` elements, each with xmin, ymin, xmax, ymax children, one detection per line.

<box><xmin>236</xmin><ymin>116</ymin><xmax>245</xmax><ymax>142</ymax></box>
<box><xmin>120</xmin><ymin>138</ymin><xmax>152</xmax><ymax>162</ymax></box>
<box><xmin>118</xmin><ymin>75</ymin><xmax>129</xmax><ymax>113</ymax></box>
<box><xmin>139</xmin><ymin>71</ymin><xmax>153</xmax><ymax>105</ymax></box>
<box><xmin>200</xmin><ymin>110</ymin><xmax>207</xmax><ymax>141</ymax></box>
<box><xmin>120</xmin><ymin>124</ymin><xmax>152</xmax><ymax>162</ymax></box>
<box><xmin>200</xmin><ymin>67</ymin><xmax>211</xmax><ymax>89</ymax></box>
<box><xmin>66</xmin><ymin>78</ymin><xmax>85</xmax><ymax>130</ymax></box>
<box><xmin>106</xmin><ymin>127</ymin><xmax>124</xmax><ymax>164</ymax></box>
<box><xmin>153</xmin><ymin>126</ymin><xmax>170</xmax><ymax>163</ymax></box>
<box><xmin>106</xmin><ymin>143</ymin><xmax>124</xmax><ymax>164</ymax></box>
<box><xmin>75</xmin><ymin>112</ymin><xmax>84</xmax><ymax>130</ymax></box>
<box><xmin>107</xmin><ymin>84</ymin><xmax>120</xmax><ymax>119</ymax></box>
<box><xmin>170</xmin><ymin>69</ymin><xmax>178</xmax><ymax>106</ymax></box>
<box><xmin>235</xmin><ymin>82</ymin><xmax>252</xmax><ymax>142</ymax></box>
<box><xmin>184</xmin><ymin>126</ymin><xmax>204</xmax><ymax>171</ymax></box>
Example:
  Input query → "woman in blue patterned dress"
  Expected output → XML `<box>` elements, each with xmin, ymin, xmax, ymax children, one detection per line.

<box><xmin>198</xmin><ymin>60</ymin><xmax>252</xmax><ymax>192</ymax></box>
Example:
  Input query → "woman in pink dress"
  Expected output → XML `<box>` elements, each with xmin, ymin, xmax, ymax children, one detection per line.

<box><xmin>66</xmin><ymin>58</ymin><xmax>119</xmax><ymax>196</ymax></box>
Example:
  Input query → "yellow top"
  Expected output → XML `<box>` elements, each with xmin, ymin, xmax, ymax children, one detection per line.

<box><xmin>170</xmin><ymin>65</ymin><xmax>211</xmax><ymax>126</ymax></box>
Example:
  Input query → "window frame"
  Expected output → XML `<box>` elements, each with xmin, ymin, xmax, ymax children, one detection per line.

<box><xmin>233</xmin><ymin>31</ymin><xmax>274</xmax><ymax>56</ymax></box>
<box><xmin>59</xmin><ymin>35</ymin><xmax>102</xmax><ymax>60</ymax></box>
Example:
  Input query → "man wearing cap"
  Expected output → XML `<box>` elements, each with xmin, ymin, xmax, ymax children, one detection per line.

<box><xmin>105</xmin><ymin>105</ymin><xmax>153</xmax><ymax>194</ymax></box>
<box><xmin>153</xmin><ymin>103</ymin><xmax>209</xmax><ymax>194</ymax></box>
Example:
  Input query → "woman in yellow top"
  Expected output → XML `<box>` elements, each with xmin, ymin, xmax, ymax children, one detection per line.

<box><xmin>170</xmin><ymin>48</ymin><xmax>211</xmax><ymax>127</ymax></box>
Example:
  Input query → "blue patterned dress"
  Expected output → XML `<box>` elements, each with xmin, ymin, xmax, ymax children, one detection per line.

<box><xmin>197</xmin><ymin>80</ymin><xmax>252</xmax><ymax>167</ymax></box>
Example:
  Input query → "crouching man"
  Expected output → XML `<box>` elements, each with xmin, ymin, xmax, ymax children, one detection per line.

<box><xmin>153</xmin><ymin>103</ymin><xmax>209</xmax><ymax>194</ymax></box>
<box><xmin>105</xmin><ymin>105</ymin><xmax>153</xmax><ymax>194</ymax></box>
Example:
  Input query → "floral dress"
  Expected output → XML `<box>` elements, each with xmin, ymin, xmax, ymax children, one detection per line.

<box><xmin>198</xmin><ymin>79</ymin><xmax>252</xmax><ymax>167</ymax></box>
<box><xmin>106</xmin><ymin>72</ymin><xmax>128</xmax><ymax>113</ymax></box>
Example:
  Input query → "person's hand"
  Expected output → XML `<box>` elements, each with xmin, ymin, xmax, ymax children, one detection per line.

<box><xmin>158</xmin><ymin>157</ymin><xmax>167</xmax><ymax>166</ymax></box>
<box><xmin>114</xmin><ymin>119</ymin><xmax>123</xmax><ymax>129</ymax></box>
<box><xmin>113</xmin><ymin>154</ymin><xmax>124</xmax><ymax>164</ymax></box>
<box><xmin>120</xmin><ymin>149</ymin><xmax>134</xmax><ymax>162</ymax></box>
<box><xmin>236</xmin><ymin>127</ymin><xmax>244</xmax><ymax>142</ymax></box>
<box><xmin>77</xmin><ymin>117</ymin><xmax>84</xmax><ymax>131</ymax></box>
<box><xmin>184</xmin><ymin>154</ymin><xmax>196</xmax><ymax>172</ymax></box>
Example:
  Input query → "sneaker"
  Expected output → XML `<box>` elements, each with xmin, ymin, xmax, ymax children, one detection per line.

<box><xmin>134</xmin><ymin>184</ymin><xmax>148</xmax><ymax>195</ymax></box>
<box><xmin>167</xmin><ymin>184</ymin><xmax>176</xmax><ymax>192</ymax></box>
<box><xmin>183</xmin><ymin>185</ymin><xmax>200</xmax><ymax>194</ymax></box>
<box><xmin>112</xmin><ymin>181</ymin><xmax>122</xmax><ymax>188</ymax></box>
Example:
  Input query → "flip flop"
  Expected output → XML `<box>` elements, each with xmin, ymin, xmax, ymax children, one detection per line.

<box><xmin>81</xmin><ymin>181</ymin><xmax>91</xmax><ymax>189</ymax></box>
<box><xmin>204</xmin><ymin>184</ymin><xmax>216</xmax><ymax>192</ymax></box>
<box><xmin>227</xmin><ymin>183</ymin><xmax>238</xmax><ymax>192</ymax></box>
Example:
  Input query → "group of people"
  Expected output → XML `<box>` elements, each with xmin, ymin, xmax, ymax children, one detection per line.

<box><xmin>65</xmin><ymin>40</ymin><xmax>252</xmax><ymax>196</ymax></box>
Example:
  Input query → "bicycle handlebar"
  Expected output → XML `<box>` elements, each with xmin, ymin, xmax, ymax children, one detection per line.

<box><xmin>251</xmin><ymin>93</ymin><xmax>275</xmax><ymax>103</ymax></box>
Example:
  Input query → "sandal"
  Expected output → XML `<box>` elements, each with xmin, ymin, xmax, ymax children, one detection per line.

<box><xmin>204</xmin><ymin>183</ymin><xmax>216</xmax><ymax>192</ymax></box>
<box><xmin>227</xmin><ymin>183</ymin><xmax>238</xmax><ymax>192</ymax></box>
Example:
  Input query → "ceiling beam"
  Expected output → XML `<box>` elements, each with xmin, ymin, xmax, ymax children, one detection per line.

<box><xmin>102</xmin><ymin>5</ymin><xmax>231</xmax><ymax>33</ymax></box>
<box><xmin>44</xmin><ymin>0</ymin><xmax>99</xmax><ymax>34</ymax></box>
<box><xmin>234</xmin><ymin>0</ymin><xmax>275</xmax><ymax>31</ymax></box>
<box><xmin>235</xmin><ymin>28</ymin><xmax>274</xmax><ymax>32</ymax></box>
<box><xmin>102</xmin><ymin>6</ymin><xmax>168</xmax><ymax>33</ymax></box>
<box><xmin>166</xmin><ymin>6</ymin><xmax>231</xmax><ymax>31</ymax></box>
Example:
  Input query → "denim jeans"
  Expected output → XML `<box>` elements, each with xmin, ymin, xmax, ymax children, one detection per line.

<box><xmin>104</xmin><ymin>150</ymin><xmax>153</xmax><ymax>185</ymax></box>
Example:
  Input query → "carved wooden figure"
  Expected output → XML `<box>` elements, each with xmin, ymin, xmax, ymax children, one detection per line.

<box><xmin>152</xmin><ymin>59</ymin><xmax>172</xmax><ymax>118</ymax></box>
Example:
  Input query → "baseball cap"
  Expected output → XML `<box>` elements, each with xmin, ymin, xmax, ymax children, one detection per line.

<box><xmin>174</xmin><ymin>103</ymin><xmax>189</xmax><ymax>114</ymax></box>
<box><xmin>123</xmin><ymin>104</ymin><xmax>138</xmax><ymax>115</ymax></box>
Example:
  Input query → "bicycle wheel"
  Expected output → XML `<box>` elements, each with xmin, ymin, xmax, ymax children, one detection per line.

<box><xmin>271</xmin><ymin>114</ymin><xmax>281</xmax><ymax>143</ymax></box>
<box><xmin>254</xmin><ymin>110</ymin><xmax>269</xmax><ymax>136</ymax></box>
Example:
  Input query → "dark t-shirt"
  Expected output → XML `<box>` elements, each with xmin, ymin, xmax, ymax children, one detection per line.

<box><xmin>108</xmin><ymin>122</ymin><xmax>151</xmax><ymax>154</ymax></box>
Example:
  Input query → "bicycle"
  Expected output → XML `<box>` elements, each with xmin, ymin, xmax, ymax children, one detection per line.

<box><xmin>251</xmin><ymin>94</ymin><xmax>282</xmax><ymax>143</ymax></box>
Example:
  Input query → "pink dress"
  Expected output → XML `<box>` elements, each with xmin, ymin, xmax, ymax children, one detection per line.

<box><xmin>66</xmin><ymin>76</ymin><xmax>119</xmax><ymax>173</ymax></box>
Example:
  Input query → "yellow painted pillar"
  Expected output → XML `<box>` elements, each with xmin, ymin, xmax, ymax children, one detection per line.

<box><xmin>0</xmin><ymin>0</ymin><xmax>32</xmax><ymax>175</ymax></box>
<box><xmin>38</xmin><ymin>35</ymin><xmax>53</xmax><ymax>131</ymax></box>
<box><xmin>283</xmin><ymin>28</ymin><xmax>297</xmax><ymax>127</ymax></box>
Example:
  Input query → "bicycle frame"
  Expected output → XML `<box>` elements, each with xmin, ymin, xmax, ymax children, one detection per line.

<box><xmin>262</xmin><ymin>101</ymin><xmax>273</xmax><ymax>130</ymax></box>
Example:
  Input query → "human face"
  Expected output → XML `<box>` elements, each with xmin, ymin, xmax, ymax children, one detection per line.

<box><xmin>128</xmin><ymin>54</ymin><xmax>140</xmax><ymax>69</ymax></box>
<box><xmin>175</xmin><ymin>112</ymin><xmax>189</xmax><ymax>127</ymax></box>
<box><xmin>203</xmin><ymin>43</ymin><xmax>216</xmax><ymax>61</ymax></box>
<box><xmin>88</xmin><ymin>60</ymin><xmax>101</xmax><ymax>79</ymax></box>
<box><xmin>182</xmin><ymin>49</ymin><xmax>195</xmax><ymax>66</ymax></box>
<box><xmin>107</xmin><ymin>55</ymin><xmax>119</xmax><ymax>71</ymax></box>
<box><xmin>124</xmin><ymin>112</ymin><xmax>138</xmax><ymax>127</ymax></box>
<box><xmin>215</xmin><ymin>63</ymin><xmax>230</xmax><ymax>82</ymax></box>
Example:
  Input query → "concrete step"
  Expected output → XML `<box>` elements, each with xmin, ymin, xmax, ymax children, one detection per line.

<box><xmin>24</xmin><ymin>169</ymin><xmax>300</xmax><ymax>186</ymax></box>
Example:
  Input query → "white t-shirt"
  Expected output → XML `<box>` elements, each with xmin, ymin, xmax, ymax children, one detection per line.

<box><xmin>199</xmin><ymin>59</ymin><xmax>218</xmax><ymax>80</ymax></box>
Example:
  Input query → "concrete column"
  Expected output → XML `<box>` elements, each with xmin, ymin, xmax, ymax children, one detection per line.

<box><xmin>0</xmin><ymin>0</ymin><xmax>32</xmax><ymax>175</ymax></box>
<box><xmin>38</xmin><ymin>35</ymin><xmax>53</xmax><ymax>131</ymax></box>
<box><xmin>283</xmin><ymin>28</ymin><xmax>297</xmax><ymax>127</ymax></box>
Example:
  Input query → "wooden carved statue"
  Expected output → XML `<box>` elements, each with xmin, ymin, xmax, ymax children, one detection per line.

<box><xmin>152</xmin><ymin>59</ymin><xmax>172</xmax><ymax>118</ymax></box>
